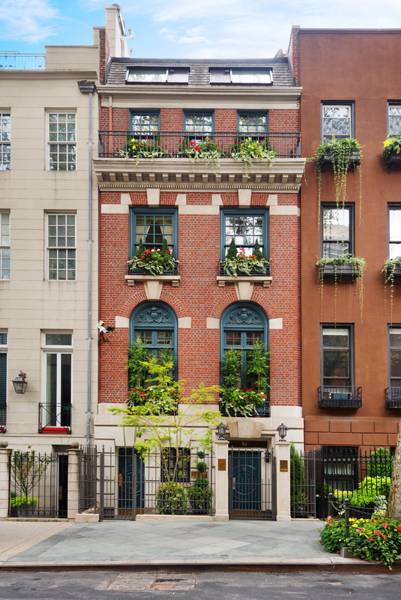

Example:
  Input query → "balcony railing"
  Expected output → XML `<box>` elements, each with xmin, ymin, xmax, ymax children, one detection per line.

<box><xmin>0</xmin><ymin>406</ymin><xmax>6</xmax><ymax>433</ymax></box>
<box><xmin>318</xmin><ymin>386</ymin><xmax>362</xmax><ymax>409</ymax></box>
<box><xmin>0</xmin><ymin>52</ymin><xmax>45</xmax><ymax>70</ymax></box>
<box><xmin>39</xmin><ymin>403</ymin><xmax>71</xmax><ymax>433</ymax></box>
<box><xmin>386</xmin><ymin>387</ymin><xmax>401</xmax><ymax>409</ymax></box>
<box><xmin>98</xmin><ymin>131</ymin><xmax>302</xmax><ymax>160</ymax></box>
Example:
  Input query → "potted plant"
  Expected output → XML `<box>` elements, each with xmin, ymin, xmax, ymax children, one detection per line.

<box><xmin>382</xmin><ymin>136</ymin><xmax>401</xmax><ymax>167</ymax></box>
<box><xmin>128</xmin><ymin>238</ymin><xmax>178</xmax><ymax>276</ymax></box>
<box><xmin>231</xmin><ymin>137</ymin><xmax>276</xmax><ymax>163</ymax></box>
<box><xmin>118</xmin><ymin>137</ymin><xmax>168</xmax><ymax>159</ymax></box>
<box><xmin>316</xmin><ymin>254</ymin><xmax>366</xmax><ymax>282</ymax></box>
<box><xmin>10</xmin><ymin>494</ymin><xmax>38</xmax><ymax>518</ymax></box>
<box><xmin>156</xmin><ymin>481</ymin><xmax>189</xmax><ymax>515</ymax></box>
<box><xmin>383</xmin><ymin>257</ymin><xmax>401</xmax><ymax>284</ymax></box>
<box><xmin>221</xmin><ymin>240</ymin><xmax>270</xmax><ymax>277</ymax></box>
<box><xmin>178</xmin><ymin>137</ymin><xmax>221</xmax><ymax>162</ymax></box>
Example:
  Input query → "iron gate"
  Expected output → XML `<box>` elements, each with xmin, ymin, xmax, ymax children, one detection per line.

<box><xmin>228</xmin><ymin>446</ymin><xmax>276</xmax><ymax>520</ymax></box>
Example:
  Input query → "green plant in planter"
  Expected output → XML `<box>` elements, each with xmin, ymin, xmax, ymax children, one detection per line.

<box><xmin>10</xmin><ymin>495</ymin><xmax>38</xmax><ymax>509</ymax></box>
<box><xmin>118</xmin><ymin>137</ymin><xmax>168</xmax><ymax>159</ymax></box>
<box><xmin>314</xmin><ymin>137</ymin><xmax>362</xmax><ymax>212</ymax></box>
<box><xmin>221</xmin><ymin>239</ymin><xmax>269</xmax><ymax>276</ymax></box>
<box><xmin>316</xmin><ymin>254</ymin><xmax>366</xmax><ymax>279</ymax></box>
<box><xmin>383</xmin><ymin>257</ymin><xmax>401</xmax><ymax>284</ymax></box>
<box><xmin>128</xmin><ymin>238</ymin><xmax>178</xmax><ymax>275</ymax></box>
<box><xmin>179</xmin><ymin>137</ymin><xmax>221</xmax><ymax>163</ymax></box>
<box><xmin>187</xmin><ymin>477</ymin><xmax>213</xmax><ymax>514</ymax></box>
<box><xmin>383</xmin><ymin>136</ymin><xmax>401</xmax><ymax>162</ymax></box>
<box><xmin>231</xmin><ymin>137</ymin><xmax>277</xmax><ymax>163</ymax></box>
<box><xmin>127</xmin><ymin>353</ymin><xmax>180</xmax><ymax>415</ymax></box>
<box><xmin>156</xmin><ymin>481</ymin><xmax>189</xmax><ymax>515</ymax></box>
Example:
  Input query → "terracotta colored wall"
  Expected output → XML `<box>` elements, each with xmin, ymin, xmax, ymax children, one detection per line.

<box><xmin>298</xmin><ymin>31</ymin><xmax>401</xmax><ymax>449</ymax></box>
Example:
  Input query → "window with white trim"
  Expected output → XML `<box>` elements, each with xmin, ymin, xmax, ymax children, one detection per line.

<box><xmin>47</xmin><ymin>213</ymin><xmax>76</xmax><ymax>281</ymax></box>
<box><xmin>0</xmin><ymin>113</ymin><xmax>11</xmax><ymax>171</ymax></box>
<box><xmin>48</xmin><ymin>112</ymin><xmax>76</xmax><ymax>171</ymax></box>
<box><xmin>0</xmin><ymin>212</ymin><xmax>10</xmax><ymax>280</ymax></box>
<box><xmin>42</xmin><ymin>332</ymin><xmax>72</xmax><ymax>429</ymax></box>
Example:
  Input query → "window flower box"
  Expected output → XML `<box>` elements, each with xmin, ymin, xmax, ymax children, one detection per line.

<box><xmin>316</xmin><ymin>255</ymin><xmax>365</xmax><ymax>282</ymax></box>
<box><xmin>383</xmin><ymin>258</ymin><xmax>401</xmax><ymax>284</ymax></box>
<box><xmin>382</xmin><ymin>136</ymin><xmax>401</xmax><ymax>168</ymax></box>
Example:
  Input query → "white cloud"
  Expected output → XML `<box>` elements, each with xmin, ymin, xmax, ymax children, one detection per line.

<box><xmin>0</xmin><ymin>0</ymin><xmax>59</xmax><ymax>42</ymax></box>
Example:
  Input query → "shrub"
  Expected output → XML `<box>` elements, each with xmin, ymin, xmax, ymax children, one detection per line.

<box><xmin>367</xmin><ymin>448</ymin><xmax>392</xmax><ymax>478</ymax></box>
<box><xmin>320</xmin><ymin>516</ymin><xmax>347</xmax><ymax>553</ymax></box>
<box><xmin>187</xmin><ymin>477</ymin><xmax>213</xmax><ymax>514</ymax></box>
<box><xmin>156</xmin><ymin>482</ymin><xmax>189</xmax><ymax>515</ymax></box>
<box><xmin>350</xmin><ymin>477</ymin><xmax>392</xmax><ymax>508</ymax></box>
<box><xmin>10</xmin><ymin>495</ymin><xmax>38</xmax><ymax>508</ymax></box>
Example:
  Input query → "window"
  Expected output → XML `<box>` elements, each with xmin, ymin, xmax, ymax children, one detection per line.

<box><xmin>47</xmin><ymin>213</ymin><xmax>76</xmax><ymax>281</ymax></box>
<box><xmin>221</xmin><ymin>209</ymin><xmax>267</xmax><ymax>258</ymax></box>
<box><xmin>130</xmin><ymin>111</ymin><xmax>159</xmax><ymax>135</ymax></box>
<box><xmin>389</xmin><ymin>327</ymin><xmax>401</xmax><ymax>389</ymax></box>
<box><xmin>322</xmin><ymin>446</ymin><xmax>358</xmax><ymax>492</ymax></box>
<box><xmin>321</xmin><ymin>205</ymin><xmax>353</xmax><ymax>258</ymax></box>
<box><xmin>161</xmin><ymin>448</ymin><xmax>191</xmax><ymax>483</ymax></box>
<box><xmin>388</xmin><ymin>103</ymin><xmax>401</xmax><ymax>136</ymax></box>
<box><xmin>42</xmin><ymin>332</ymin><xmax>72</xmax><ymax>428</ymax></box>
<box><xmin>221</xmin><ymin>303</ymin><xmax>268</xmax><ymax>389</ymax></box>
<box><xmin>321</xmin><ymin>326</ymin><xmax>352</xmax><ymax>390</ymax></box>
<box><xmin>48</xmin><ymin>112</ymin><xmax>76</xmax><ymax>171</ymax></box>
<box><xmin>389</xmin><ymin>206</ymin><xmax>401</xmax><ymax>259</ymax></box>
<box><xmin>130</xmin><ymin>208</ymin><xmax>177</xmax><ymax>257</ymax></box>
<box><xmin>210</xmin><ymin>68</ymin><xmax>273</xmax><ymax>85</ymax></box>
<box><xmin>0</xmin><ymin>212</ymin><xmax>10</xmax><ymax>280</ymax></box>
<box><xmin>0</xmin><ymin>331</ymin><xmax>7</xmax><ymax>429</ymax></box>
<box><xmin>238</xmin><ymin>111</ymin><xmax>268</xmax><ymax>137</ymax></box>
<box><xmin>321</xmin><ymin>103</ymin><xmax>353</xmax><ymax>143</ymax></box>
<box><xmin>184</xmin><ymin>111</ymin><xmax>213</xmax><ymax>135</ymax></box>
<box><xmin>0</xmin><ymin>113</ymin><xmax>10</xmax><ymax>171</ymax></box>
<box><xmin>131</xmin><ymin>302</ymin><xmax>177</xmax><ymax>360</ymax></box>
<box><xmin>126</xmin><ymin>67</ymin><xmax>189</xmax><ymax>84</ymax></box>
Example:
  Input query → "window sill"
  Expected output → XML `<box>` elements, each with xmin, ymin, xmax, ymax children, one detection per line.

<box><xmin>217</xmin><ymin>275</ymin><xmax>272</xmax><ymax>288</ymax></box>
<box><xmin>40</xmin><ymin>426</ymin><xmax>71</xmax><ymax>434</ymax></box>
<box><xmin>125</xmin><ymin>274</ymin><xmax>180</xmax><ymax>287</ymax></box>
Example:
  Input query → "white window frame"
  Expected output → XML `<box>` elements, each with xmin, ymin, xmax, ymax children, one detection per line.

<box><xmin>42</xmin><ymin>331</ymin><xmax>73</xmax><ymax>427</ymax></box>
<box><xmin>0</xmin><ymin>112</ymin><xmax>11</xmax><ymax>171</ymax></box>
<box><xmin>47</xmin><ymin>111</ymin><xmax>77</xmax><ymax>171</ymax></box>
<box><xmin>0</xmin><ymin>211</ymin><xmax>10</xmax><ymax>280</ymax></box>
<box><xmin>46</xmin><ymin>212</ymin><xmax>76</xmax><ymax>281</ymax></box>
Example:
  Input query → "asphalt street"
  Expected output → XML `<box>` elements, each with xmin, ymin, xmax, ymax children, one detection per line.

<box><xmin>0</xmin><ymin>570</ymin><xmax>400</xmax><ymax>600</ymax></box>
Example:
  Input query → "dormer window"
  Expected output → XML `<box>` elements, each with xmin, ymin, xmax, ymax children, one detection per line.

<box><xmin>126</xmin><ymin>67</ymin><xmax>189</xmax><ymax>84</ymax></box>
<box><xmin>210</xmin><ymin>68</ymin><xmax>273</xmax><ymax>85</ymax></box>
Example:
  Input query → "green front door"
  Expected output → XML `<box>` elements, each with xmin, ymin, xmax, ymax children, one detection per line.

<box><xmin>118</xmin><ymin>448</ymin><xmax>144</xmax><ymax>513</ymax></box>
<box><xmin>230</xmin><ymin>449</ymin><xmax>262</xmax><ymax>515</ymax></box>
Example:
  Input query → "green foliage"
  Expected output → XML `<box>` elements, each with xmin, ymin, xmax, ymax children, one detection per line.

<box><xmin>179</xmin><ymin>137</ymin><xmax>221</xmax><ymax>162</ymax></box>
<box><xmin>231</xmin><ymin>137</ymin><xmax>277</xmax><ymax>163</ymax></box>
<box><xmin>221</xmin><ymin>349</ymin><xmax>241</xmax><ymax>390</ymax></box>
<box><xmin>290</xmin><ymin>444</ymin><xmax>307</xmax><ymax>515</ymax></box>
<box><xmin>128</xmin><ymin>338</ymin><xmax>150</xmax><ymax>389</ymax></box>
<box><xmin>10</xmin><ymin>451</ymin><xmax>55</xmax><ymax>498</ymax></box>
<box><xmin>314</xmin><ymin>137</ymin><xmax>362</xmax><ymax>207</ymax></box>
<box><xmin>316</xmin><ymin>254</ymin><xmax>366</xmax><ymax>279</ymax></box>
<box><xmin>383</xmin><ymin>257</ymin><xmax>401</xmax><ymax>285</ymax></box>
<box><xmin>119</xmin><ymin>137</ymin><xmax>169</xmax><ymax>159</ymax></box>
<box><xmin>128</xmin><ymin>241</ymin><xmax>177</xmax><ymax>276</ymax></box>
<box><xmin>187</xmin><ymin>477</ymin><xmax>213</xmax><ymax>514</ymax></box>
<box><xmin>196</xmin><ymin>460</ymin><xmax>207</xmax><ymax>473</ymax></box>
<box><xmin>322</xmin><ymin>515</ymin><xmax>401</xmax><ymax>567</ymax></box>
<box><xmin>246</xmin><ymin>339</ymin><xmax>270</xmax><ymax>393</ymax></box>
<box><xmin>253</xmin><ymin>240</ymin><xmax>263</xmax><ymax>260</ymax></box>
<box><xmin>350</xmin><ymin>477</ymin><xmax>392</xmax><ymax>508</ymax></box>
<box><xmin>383</xmin><ymin>136</ymin><xmax>401</xmax><ymax>160</ymax></box>
<box><xmin>226</xmin><ymin>238</ymin><xmax>238</xmax><ymax>260</ymax></box>
<box><xmin>156</xmin><ymin>482</ymin><xmax>189</xmax><ymax>515</ymax></box>
<box><xmin>368</xmin><ymin>448</ymin><xmax>393</xmax><ymax>478</ymax></box>
<box><xmin>128</xmin><ymin>353</ymin><xmax>180</xmax><ymax>415</ymax></box>
<box><xmin>221</xmin><ymin>243</ymin><xmax>269</xmax><ymax>277</ymax></box>
<box><xmin>10</xmin><ymin>495</ymin><xmax>38</xmax><ymax>508</ymax></box>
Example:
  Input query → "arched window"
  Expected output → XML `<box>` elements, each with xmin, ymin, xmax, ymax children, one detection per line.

<box><xmin>221</xmin><ymin>302</ymin><xmax>268</xmax><ymax>388</ymax></box>
<box><xmin>130</xmin><ymin>302</ymin><xmax>177</xmax><ymax>360</ymax></box>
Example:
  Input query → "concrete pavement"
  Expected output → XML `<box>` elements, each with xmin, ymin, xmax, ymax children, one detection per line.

<box><xmin>0</xmin><ymin>520</ymin><xmax>70</xmax><ymax>561</ymax></box>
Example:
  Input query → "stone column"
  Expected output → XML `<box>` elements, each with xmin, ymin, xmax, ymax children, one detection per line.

<box><xmin>275</xmin><ymin>441</ymin><xmax>291</xmax><ymax>521</ymax></box>
<box><xmin>0</xmin><ymin>444</ymin><xmax>11</xmax><ymax>518</ymax></box>
<box><xmin>213</xmin><ymin>439</ymin><xmax>229</xmax><ymax>521</ymax></box>
<box><xmin>67</xmin><ymin>448</ymin><xmax>80</xmax><ymax>519</ymax></box>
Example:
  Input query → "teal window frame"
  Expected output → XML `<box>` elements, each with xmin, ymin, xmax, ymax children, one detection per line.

<box><xmin>237</xmin><ymin>111</ymin><xmax>268</xmax><ymax>137</ymax></box>
<box><xmin>129</xmin><ymin>110</ymin><xmax>160</xmax><ymax>136</ymax></box>
<box><xmin>183</xmin><ymin>110</ymin><xmax>214</xmax><ymax>135</ymax></box>
<box><xmin>129</xmin><ymin>207</ymin><xmax>178</xmax><ymax>259</ymax></box>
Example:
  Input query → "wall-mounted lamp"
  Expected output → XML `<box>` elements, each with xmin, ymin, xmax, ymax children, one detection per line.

<box><xmin>277</xmin><ymin>422</ymin><xmax>288</xmax><ymax>441</ymax></box>
<box><xmin>264</xmin><ymin>449</ymin><xmax>272</xmax><ymax>463</ymax></box>
<box><xmin>216</xmin><ymin>422</ymin><xmax>229</xmax><ymax>440</ymax></box>
<box><xmin>12</xmin><ymin>371</ymin><xmax>27</xmax><ymax>394</ymax></box>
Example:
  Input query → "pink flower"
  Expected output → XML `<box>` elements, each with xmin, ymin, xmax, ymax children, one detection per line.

<box><xmin>397</xmin><ymin>525</ymin><xmax>401</xmax><ymax>533</ymax></box>
<box><xmin>382</xmin><ymin>523</ymin><xmax>389</xmax><ymax>529</ymax></box>
<box><xmin>369</xmin><ymin>537</ymin><xmax>374</xmax><ymax>542</ymax></box>
<box><xmin>144</xmin><ymin>249</ymin><xmax>151</xmax><ymax>255</ymax></box>
<box><xmin>375</xmin><ymin>530</ymin><xmax>382</xmax><ymax>537</ymax></box>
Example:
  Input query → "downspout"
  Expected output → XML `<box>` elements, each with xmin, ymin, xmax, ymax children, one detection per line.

<box><xmin>78</xmin><ymin>80</ymin><xmax>97</xmax><ymax>446</ymax></box>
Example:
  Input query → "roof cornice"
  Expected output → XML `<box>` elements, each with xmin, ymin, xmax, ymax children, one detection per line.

<box><xmin>98</xmin><ymin>84</ymin><xmax>302</xmax><ymax>100</ymax></box>
<box><xmin>0</xmin><ymin>70</ymin><xmax>98</xmax><ymax>80</ymax></box>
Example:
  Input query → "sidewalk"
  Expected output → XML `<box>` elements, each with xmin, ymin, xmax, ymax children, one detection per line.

<box><xmin>0</xmin><ymin>519</ymin><xmax>371</xmax><ymax>568</ymax></box>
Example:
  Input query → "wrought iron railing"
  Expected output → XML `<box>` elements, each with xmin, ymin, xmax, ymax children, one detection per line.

<box><xmin>385</xmin><ymin>386</ymin><xmax>401</xmax><ymax>409</ymax></box>
<box><xmin>318</xmin><ymin>386</ymin><xmax>362</xmax><ymax>409</ymax></box>
<box><xmin>0</xmin><ymin>52</ymin><xmax>45</xmax><ymax>70</ymax></box>
<box><xmin>98</xmin><ymin>131</ymin><xmax>301</xmax><ymax>159</ymax></box>
<box><xmin>38</xmin><ymin>403</ymin><xmax>71</xmax><ymax>433</ymax></box>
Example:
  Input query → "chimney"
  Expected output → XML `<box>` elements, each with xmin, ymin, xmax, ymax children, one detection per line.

<box><xmin>105</xmin><ymin>4</ymin><xmax>130</xmax><ymax>60</ymax></box>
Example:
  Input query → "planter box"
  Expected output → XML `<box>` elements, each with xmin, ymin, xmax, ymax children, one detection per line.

<box><xmin>318</xmin><ymin>263</ymin><xmax>361</xmax><ymax>282</ymax></box>
<box><xmin>383</xmin><ymin>153</ymin><xmax>401</xmax><ymax>168</ymax></box>
<box><xmin>383</xmin><ymin>264</ymin><xmax>401</xmax><ymax>282</ymax></box>
<box><xmin>40</xmin><ymin>426</ymin><xmax>71</xmax><ymax>434</ymax></box>
<box><xmin>320</xmin><ymin>150</ymin><xmax>361</xmax><ymax>169</ymax></box>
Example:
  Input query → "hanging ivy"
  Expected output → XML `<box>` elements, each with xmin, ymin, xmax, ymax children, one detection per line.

<box><xmin>382</xmin><ymin>257</ymin><xmax>401</xmax><ymax>324</ymax></box>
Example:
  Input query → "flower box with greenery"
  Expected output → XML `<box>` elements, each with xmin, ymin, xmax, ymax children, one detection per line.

<box><xmin>314</xmin><ymin>138</ymin><xmax>362</xmax><ymax>208</ymax></box>
<box><xmin>128</xmin><ymin>238</ymin><xmax>178</xmax><ymax>276</ymax></box>
<box><xmin>316</xmin><ymin>254</ymin><xmax>366</xmax><ymax>282</ymax></box>
<box><xmin>383</xmin><ymin>257</ymin><xmax>401</xmax><ymax>284</ymax></box>
<box><xmin>382</xmin><ymin>136</ymin><xmax>401</xmax><ymax>167</ymax></box>
<box><xmin>220</xmin><ymin>340</ymin><xmax>270</xmax><ymax>417</ymax></box>
<box><xmin>220</xmin><ymin>240</ymin><xmax>270</xmax><ymax>277</ymax></box>
<box><xmin>118</xmin><ymin>136</ymin><xmax>169</xmax><ymax>159</ymax></box>
<box><xmin>178</xmin><ymin>137</ymin><xmax>221</xmax><ymax>162</ymax></box>
<box><xmin>231</xmin><ymin>137</ymin><xmax>277</xmax><ymax>164</ymax></box>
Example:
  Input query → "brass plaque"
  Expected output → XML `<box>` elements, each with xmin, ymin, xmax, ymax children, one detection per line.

<box><xmin>280</xmin><ymin>460</ymin><xmax>288</xmax><ymax>472</ymax></box>
<box><xmin>218</xmin><ymin>458</ymin><xmax>226</xmax><ymax>471</ymax></box>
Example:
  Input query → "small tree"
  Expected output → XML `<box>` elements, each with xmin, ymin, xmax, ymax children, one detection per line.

<box><xmin>128</xmin><ymin>338</ymin><xmax>150</xmax><ymax>389</ymax></box>
<box><xmin>246</xmin><ymin>339</ymin><xmax>270</xmax><ymax>393</ymax></box>
<box><xmin>253</xmin><ymin>240</ymin><xmax>263</xmax><ymax>260</ymax></box>
<box><xmin>388</xmin><ymin>427</ymin><xmax>401</xmax><ymax>519</ymax></box>
<box><xmin>226</xmin><ymin>238</ymin><xmax>238</xmax><ymax>260</ymax></box>
<box><xmin>10</xmin><ymin>451</ymin><xmax>55</xmax><ymax>499</ymax></box>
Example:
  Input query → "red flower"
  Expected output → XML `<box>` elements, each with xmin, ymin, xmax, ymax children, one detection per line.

<box><xmin>375</xmin><ymin>530</ymin><xmax>382</xmax><ymax>537</ymax></box>
<box><xmin>144</xmin><ymin>249</ymin><xmax>151</xmax><ymax>255</ymax></box>
<box><xmin>133</xmin><ymin>388</ymin><xmax>138</xmax><ymax>393</ymax></box>
<box><xmin>382</xmin><ymin>523</ymin><xmax>389</xmax><ymax>529</ymax></box>
<box><xmin>140</xmin><ymin>255</ymin><xmax>145</xmax><ymax>259</ymax></box>
<box><xmin>369</xmin><ymin>537</ymin><xmax>374</xmax><ymax>542</ymax></box>
<box><xmin>141</xmin><ymin>391</ymin><xmax>145</xmax><ymax>397</ymax></box>
<box><xmin>398</xmin><ymin>525</ymin><xmax>401</xmax><ymax>533</ymax></box>
<box><xmin>165</xmin><ymin>248</ymin><xmax>171</xmax><ymax>254</ymax></box>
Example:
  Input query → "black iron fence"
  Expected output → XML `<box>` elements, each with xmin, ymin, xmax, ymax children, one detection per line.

<box><xmin>38</xmin><ymin>402</ymin><xmax>71</xmax><ymax>433</ymax></box>
<box><xmin>78</xmin><ymin>446</ymin><xmax>214</xmax><ymax>520</ymax></box>
<box><xmin>318</xmin><ymin>386</ymin><xmax>362</xmax><ymax>409</ymax></box>
<box><xmin>385</xmin><ymin>386</ymin><xmax>401</xmax><ymax>409</ymax></box>
<box><xmin>98</xmin><ymin>131</ymin><xmax>301</xmax><ymax>160</ymax></box>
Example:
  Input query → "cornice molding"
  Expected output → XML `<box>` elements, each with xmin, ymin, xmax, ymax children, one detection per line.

<box><xmin>0</xmin><ymin>70</ymin><xmax>98</xmax><ymax>80</ymax></box>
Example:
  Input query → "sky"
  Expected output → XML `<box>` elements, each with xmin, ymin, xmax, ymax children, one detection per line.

<box><xmin>2</xmin><ymin>0</ymin><xmax>401</xmax><ymax>59</ymax></box>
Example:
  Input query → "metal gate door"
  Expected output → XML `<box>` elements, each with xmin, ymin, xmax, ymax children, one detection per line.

<box><xmin>229</xmin><ymin>447</ymin><xmax>276</xmax><ymax>520</ymax></box>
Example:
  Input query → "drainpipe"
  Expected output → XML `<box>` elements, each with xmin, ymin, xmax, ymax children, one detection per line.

<box><xmin>78</xmin><ymin>80</ymin><xmax>97</xmax><ymax>446</ymax></box>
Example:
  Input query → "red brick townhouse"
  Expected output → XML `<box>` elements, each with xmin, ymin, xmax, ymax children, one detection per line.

<box><xmin>93</xmin><ymin>7</ymin><xmax>305</xmax><ymax>517</ymax></box>
<box><xmin>289</xmin><ymin>28</ymin><xmax>401</xmax><ymax>462</ymax></box>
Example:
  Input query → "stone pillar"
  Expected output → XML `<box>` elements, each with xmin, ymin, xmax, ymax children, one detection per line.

<box><xmin>0</xmin><ymin>445</ymin><xmax>11</xmax><ymax>518</ymax></box>
<box><xmin>213</xmin><ymin>439</ymin><xmax>229</xmax><ymax>521</ymax></box>
<box><xmin>67</xmin><ymin>448</ymin><xmax>80</xmax><ymax>519</ymax></box>
<box><xmin>275</xmin><ymin>441</ymin><xmax>291</xmax><ymax>521</ymax></box>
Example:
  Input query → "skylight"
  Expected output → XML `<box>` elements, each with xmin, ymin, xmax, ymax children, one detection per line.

<box><xmin>126</xmin><ymin>67</ymin><xmax>189</xmax><ymax>84</ymax></box>
<box><xmin>209</xmin><ymin>68</ymin><xmax>273</xmax><ymax>85</ymax></box>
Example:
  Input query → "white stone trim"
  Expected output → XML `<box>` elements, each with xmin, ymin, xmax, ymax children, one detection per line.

<box><xmin>175</xmin><ymin>193</ymin><xmax>187</xmax><ymax>205</ymax></box>
<box><xmin>120</xmin><ymin>193</ymin><xmax>131</xmax><ymax>206</ymax></box>
<box><xmin>235</xmin><ymin>281</ymin><xmax>253</xmax><ymax>301</ymax></box>
<box><xmin>115</xmin><ymin>316</ymin><xmax>129</xmax><ymax>329</ymax></box>
<box><xmin>206</xmin><ymin>317</ymin><xmax>220</xmax><ymax>329</ymax></box>
<box><xmin>270</xmin><ymin>205</ymin><xmax>300</xmax><ymax>216</ymax></box>
<box><xmin>178</xmin><ymin>205</ymin><xmax>220</xmax><ymax>215</ymax></box>
<box><xmin>178</xmin><ymin>317</ymin><xmax>192</xmax><ymax>329</ymax></box>
<box><xmin>144</xmin><ymin>280</ymin><xmax>163</xmax><ymax>300</ymax></box>
<box><xmin>212</xmin><ymin>194</ymin><xmax>223</xmax><ymax>206</ymax></box>
<box><xmin>269</xmin><ymin>318</ymin><xmax>283</xmax><ymax>330</ymax></box>
<box><xmin>101</xmin><ymin>204</ymin><xmax>129</xmax><ymax>214</ymax></box>
<box><xmin>146</xmin><ymin>188</ymin><xmax>160</xmax><ymax>205</ymax></box>
<box><xmin>266</xmin><ymin>194</ymin><xmax>278</xmax><ymax>206</ymax></box>
<box><xmin>238</xmin><ymin>189</ymin><xmax>252</xmax><ymax>206</ymax></box>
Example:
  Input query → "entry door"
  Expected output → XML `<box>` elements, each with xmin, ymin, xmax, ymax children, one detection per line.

<box><xmin>118</xmin><ymin>448</ymin><xmax>145</xmax><ymax>515</ymax></box>
<box><xmin>58</xmin><ymin>454</ymin><xmax>68</xmax><ymax>518</ymax></box>
<box><xmin>230</xmin><ymin>449</ymin><xmax>262</xmax><ymax>514</ymax></box>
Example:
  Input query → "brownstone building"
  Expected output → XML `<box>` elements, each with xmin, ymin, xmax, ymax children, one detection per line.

<box><xmin>290</xmin><ymin>27</ymin><xmax>401</xmax><ymax>452</ymax></box>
